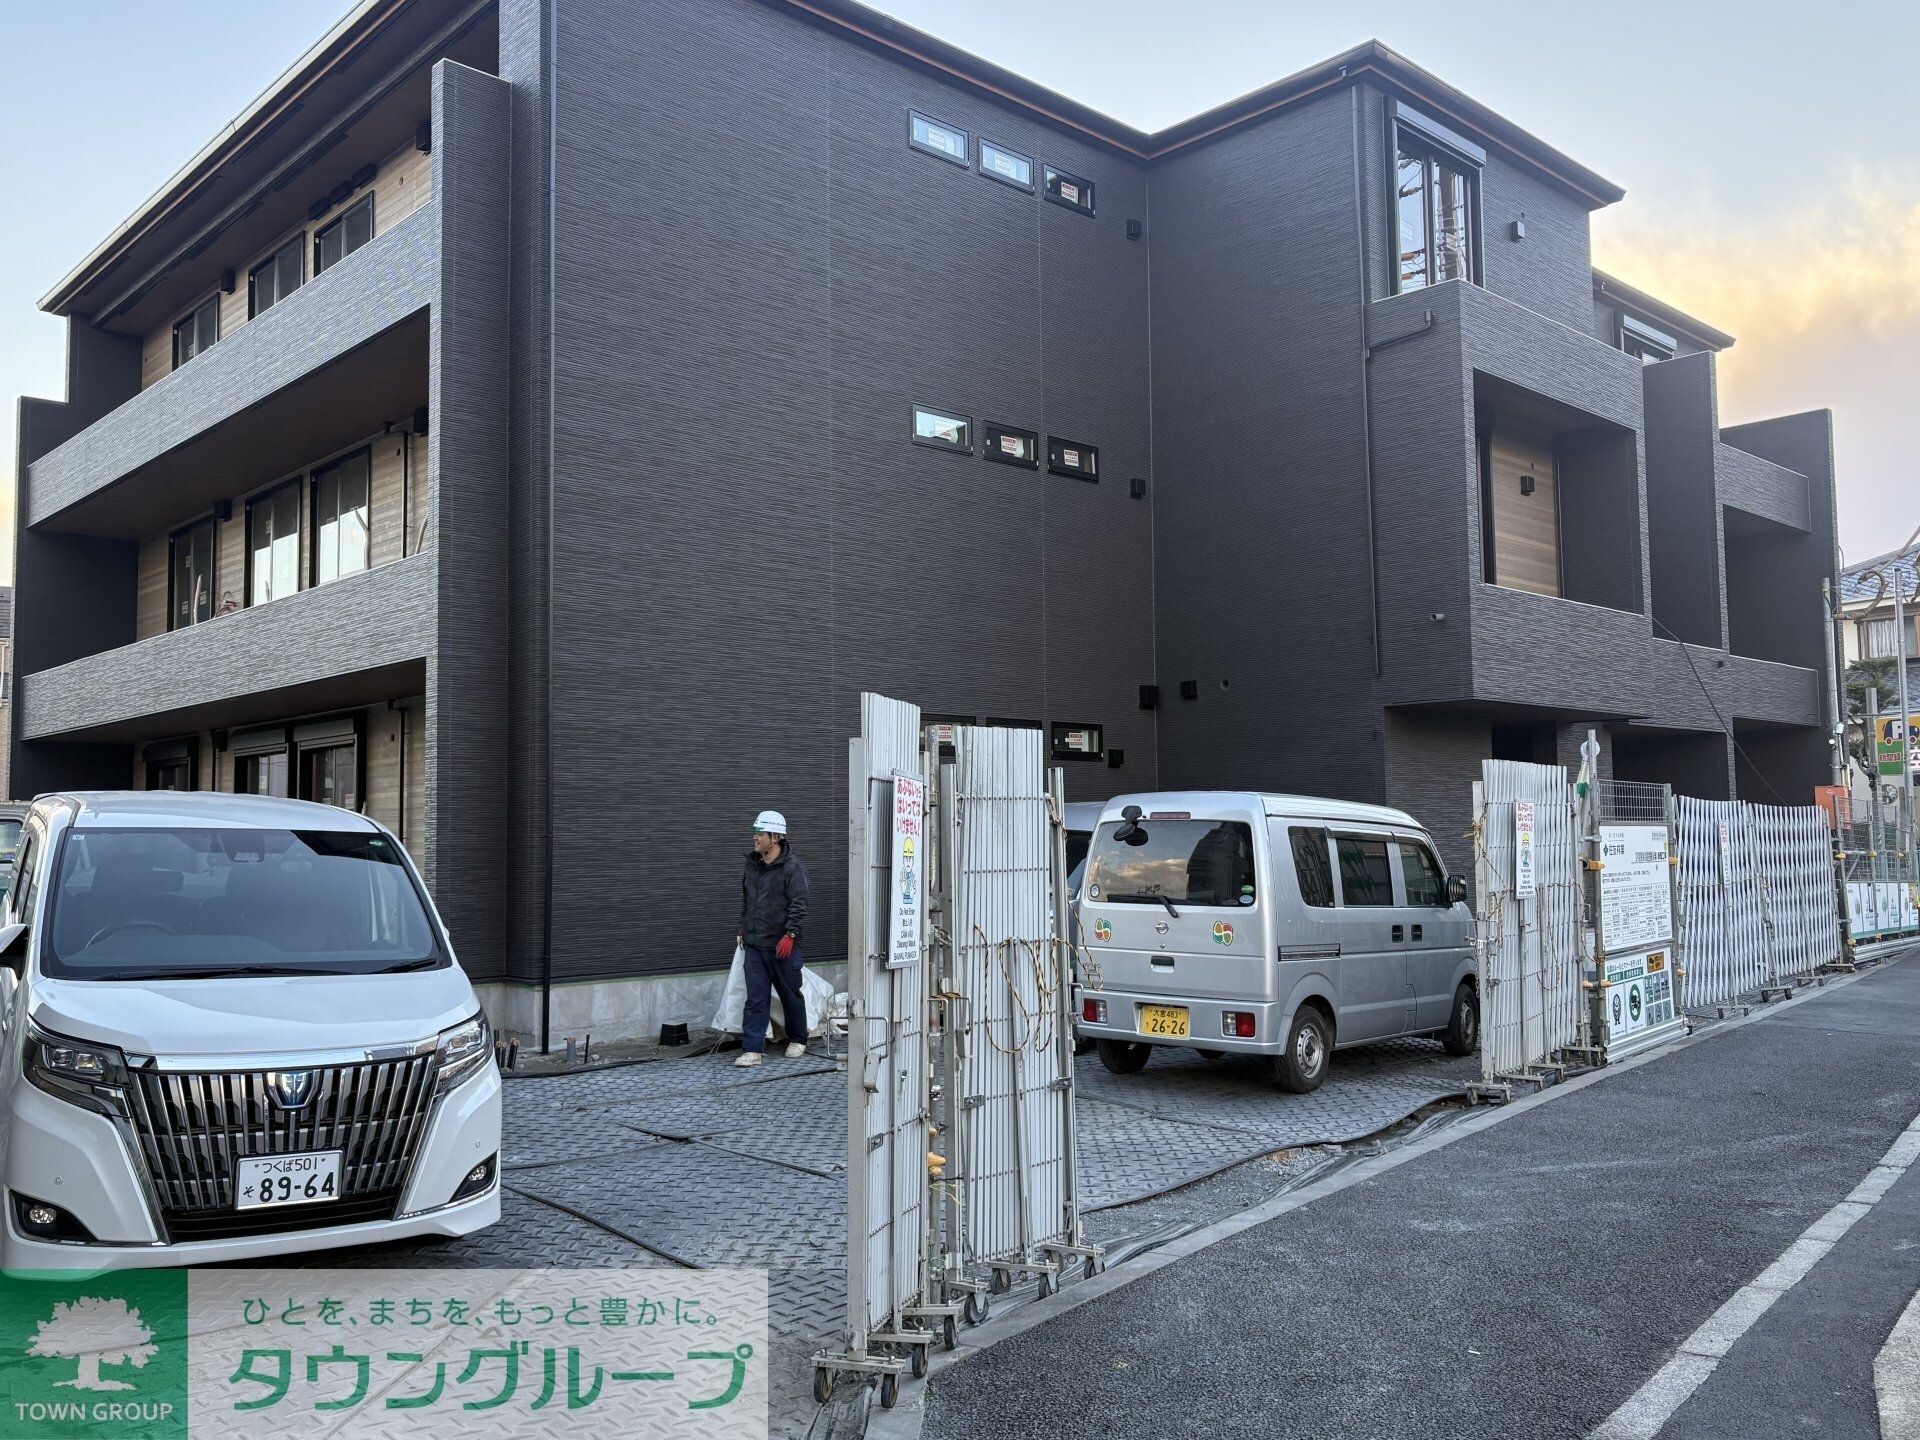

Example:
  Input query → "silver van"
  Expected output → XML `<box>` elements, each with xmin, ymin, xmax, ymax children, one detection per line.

<box><xmin>1072</xmin><ymin>791</ymin><xmax>1477</xmax><ymax>1093</ymax></box>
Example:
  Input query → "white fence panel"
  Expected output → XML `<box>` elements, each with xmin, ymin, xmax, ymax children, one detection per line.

<box><xmin>1475</xmin><ymin>760</ymin><xmax>1583</xmax><ymax>1082</ymax></box>
<box><xmin>949</xmin><ymin>725</ymin><xmax>1074</xmax><ymax>1278</ymax></box>
<box><xmin>845</xmin><ymin>694</ymin><xmax>928</xmax><ymax>1351</ymax></box>
<box><xmin>1752</xmin><ymin>804</ymin><xmax>1840</xmax><ymax>980</ymax></box>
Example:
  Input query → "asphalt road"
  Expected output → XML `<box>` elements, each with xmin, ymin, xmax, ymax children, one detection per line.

<box><xmin>921</xmin><ymin>953</ymin><xmax>1920</xmax><ymax>1440</ymax></box>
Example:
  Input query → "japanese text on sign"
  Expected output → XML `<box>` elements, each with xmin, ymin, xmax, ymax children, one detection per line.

<box><xmin>887</xmin><ymin>773</ymin><xmax>924</xmax><ymax>969</ymax></box>
<box><xmin>1514</xmin><ymin>801</ymin><xmax>1537</xmax><ymax>898</ymax></box>
<box><xmin>1598</xmin><ymin>823</ymin><xmax>1674</xmax><ymax>953</ymax></box>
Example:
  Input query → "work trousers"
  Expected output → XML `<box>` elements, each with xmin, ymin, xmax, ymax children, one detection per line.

<box><xmin>742</xmin><ymin>943</ymin><xmax>808</xmax><ymax>1053</ymax></box>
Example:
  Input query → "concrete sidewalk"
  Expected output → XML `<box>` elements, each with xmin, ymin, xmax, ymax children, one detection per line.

<box><xmin>918</xmin><ymin>952</ymin><xmax>1920</xmax><ymax>1440</ymax></box>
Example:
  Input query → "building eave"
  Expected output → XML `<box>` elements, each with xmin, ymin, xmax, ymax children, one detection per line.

<box><xmin>1592</xmin><ymin>269</ymin><xmax>1737</xmax><ymax>351</ymax></box>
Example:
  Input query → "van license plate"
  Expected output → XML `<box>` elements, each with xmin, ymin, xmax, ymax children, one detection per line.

<box><xmin>1140</xmin><ymin>1005</ymin><xmax>1189</xmax><ymax>1038</ymax></box>
<box><xmin>236</xmin><ymin>1151</ymin><xmax>343</xmax><ymax>1210</ymax></box>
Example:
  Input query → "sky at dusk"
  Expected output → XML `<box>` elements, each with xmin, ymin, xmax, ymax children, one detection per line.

<box><xmin>1</xmin><ymin>0</ymin><xmax>1912</xmax><ymax>579</ymax></box>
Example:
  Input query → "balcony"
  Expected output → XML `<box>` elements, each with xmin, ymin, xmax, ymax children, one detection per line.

<box><xmin>1648</xmin><ymin>640</ymin><xmax>1821</xmax><ymax>732</ymax></box>
<box><xmin>17</xmin><ymin>553</ymin><xmax>434</xmax><ymax>743</ymax></box>
<box><xmin>27</xmin><ymin>207</ymin><xmax>437</xmax><ymax>535</ymax></box>
<box><xmin>1716</xmin><ymin>441</ymin><xmax>1810</xmax><ymax>532</ymax></box>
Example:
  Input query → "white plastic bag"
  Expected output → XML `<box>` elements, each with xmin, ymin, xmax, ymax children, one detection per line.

<box><xmin>710</xmin><ymin>942</ymin><xmax>833</xmax><ymax>1040</ymax></box>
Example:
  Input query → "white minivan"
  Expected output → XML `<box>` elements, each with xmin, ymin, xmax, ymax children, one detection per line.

<box><xmin>1073</xmin><ymin>792</ymin><xmax>1477</xmax><ymax>1092</ymax></box>
<box><xmin>0</xmin><ymin>792</ymin><xmax>501</xmax><ymax>1271</ymax></box>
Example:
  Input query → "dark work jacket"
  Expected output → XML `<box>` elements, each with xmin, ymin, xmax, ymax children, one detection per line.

<box><xmin>740</xmin><ymin>843</ymin><xmax>811</xmax><ymax>947</ymax></box>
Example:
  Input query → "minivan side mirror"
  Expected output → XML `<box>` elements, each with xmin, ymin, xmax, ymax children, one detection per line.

<box><xmin>1446</xmin><ymin>875</ymin><xmax>1468</xmax><ymax>906</ymax></box>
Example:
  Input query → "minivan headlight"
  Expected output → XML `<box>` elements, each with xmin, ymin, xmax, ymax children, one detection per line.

<box><xmin>25</xmin><ymin>1023</ymin><xmax>130</xmax><ymax>1117</ymax></box>
<box><xmin>435</xmin><ymin>1012</ymin><xmax>493</xmax><ymax>1093</ymax></box>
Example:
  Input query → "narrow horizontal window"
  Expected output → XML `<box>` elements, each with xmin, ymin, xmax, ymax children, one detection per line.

<box><xmin>983</xmin><ymin>423</ymin><xmax>1038</xmax><ymax>468</ymax></box>
<box><xmin>1044</xmin><ymin>165</ymin><xmax>1095</xmax><ymax>215</ymax></box>
<box><xmin>1050</xmin><ymin>722</ymin><xmax>1104</xmax><ymax>762</ymax></box>
<box><xmin>908</xmin><ymin>111</ymin><xmax>969</xmax><ymax>167</ymax></box>
<box><xmin>315</xmin><ymin>193</ymin><xmax>374</xmax><ymax>275</ymax></box>
<box><xmin>912</xmin><ymin>404</ymin><xmax>972</xmax><ymax>453</ymax></box>
<box><xmin>1620</xmin><ymin>315</ymin><xmax>1677</xmax><ymax>365</ymax></box>
<box><xmin>1047</xmin><ymin>435</ymin><xmax>1098</xmax><ymax>481</ymax></box>
<box><xmin>249</xmin><ymin>235</ymin><xmax>305</xmax><ymax>318</ymax></box>
<box><xmin>979</xmin><ymin>139</ymin><xmax>1033</xmax><ymax>191</ymax></box>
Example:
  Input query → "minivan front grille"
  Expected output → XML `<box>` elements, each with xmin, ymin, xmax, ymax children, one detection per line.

<box><xmin>125</xmin><ymin>1056</ymin><xmax>439</xmax><ymax>1236</ymax></box>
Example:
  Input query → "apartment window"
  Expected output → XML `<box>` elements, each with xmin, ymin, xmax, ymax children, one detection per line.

<box><xmin>1335</xmin><ymin>835</ymin><xmax>1395</xmax><ymax>906</ymax></box>
<box><xmin>1047</xmin><ymin>435</ymin><xmax>1098</xmax><ymax>481</ymax></box>
<box><xmin>1620</xmin><ymin>315</ymin><xmax>1677</xmax><ymax>365</ymax></box>
<box><xmin>235</xmin><ymin>750</ymin><xmax>290</xmax><ymax>798</ymax></box>
<box><xmin>168</xmin><ymin>515</ymin><xmax>217</xmax><ymax>631</ymax></box>
<box><xmin>908</xmin><ymin>111</ymin><xmax>969</xmax><ymax>167</ymax></box>
<box><xmin>980</xmin><ymin>139</ymin><xmax>1033</xmax><ymax>191</ymax></box>
<box><xmin>912</xmin><ymin>404</ymin><xmax>972</xmax><ymax>453</ymax></box>
<box><xmin>144</xmin><ymin>739</ymin><xmax>196</xmax><ymax>792</ymax></box>
<box><xmin>1043</xmin><ymin>165</ymin><xmax>1095</xmax><ymax>215</ymax></box>
<box><xmin>311</xmin><ymin>449</ymin><xmax>372</xmax><ymax>586</ymax></box>
<box><xmin>1050</xmin><ymin>721</ymin><xmax>1103</xmax><ymax>762</ymax></box>
<box><xmin>1394</xmin><ymin>136</ymin><xmax>1478</xmax><ymax>291</ymax></box>
<box><xmin>247</xmin><ymin>481</ymin><xmax>303</xmax><ymax>606</ymax></box>
<box><xmin>314</xmin><ymin>194</ymin><xmax>374</xmax><ymax>275</ymax></box>
<box><xmin>983</xmin><ymin>422</ymin><xmax>1038</xmax><ymax>468</ymax></box>
<box><xmin>294</xmin><ymin>716</ymin><xmax>361</xmax><ymax>810</ymax></box>
<box><xmin>171</xmin><ymin>296</ymin><xmax>219</xmax><ymax>369</ymax></box>
<box><xmin>248</xmin><ymin>235</ymin><xmax>305</xmax><ymax>317</ymax></box>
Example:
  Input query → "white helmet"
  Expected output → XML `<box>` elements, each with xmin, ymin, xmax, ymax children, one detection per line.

<box><xmin>753</xmin><ymin>810</ymin><xmax>788</xmax><ymax>836</ymax></box>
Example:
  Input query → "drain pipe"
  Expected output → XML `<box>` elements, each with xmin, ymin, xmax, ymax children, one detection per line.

<box><xmin>1348</xmin><ymin>79</ymin><xmax>1383</xmax><ymax>678</ymax></box>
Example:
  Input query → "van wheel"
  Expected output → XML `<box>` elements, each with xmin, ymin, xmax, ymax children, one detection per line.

<box><xmin>1095</xmin><ymin>1039</ymin><xmax>1152</xmax><ymax>1074</ymax></box>
<box><xmin>1270</xmin><ymin>1008</ymin><xmax>1331</xmax><ymax>1093</ymax></box>
<box><xmin>1442</xmin><ymin>982</ymin><xmax>1479</xmax><ymax>1056</ymax></box>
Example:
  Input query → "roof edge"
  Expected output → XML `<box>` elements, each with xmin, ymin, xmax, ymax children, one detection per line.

<box><xmin>1592</xmin><ymin>269</ymin><xmax>1737</xmax><ymax>351</ymax></box>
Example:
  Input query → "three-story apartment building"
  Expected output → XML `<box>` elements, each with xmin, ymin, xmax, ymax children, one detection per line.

<box><xmin>12</xmin><ymin>0</ymin><xmax>1840</xmax><ymax>1041</ymax></box>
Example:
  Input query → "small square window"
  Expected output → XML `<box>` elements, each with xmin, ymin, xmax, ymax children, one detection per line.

<box><xmin>908</xmin><ymin>111</ymin><xmax>969</xmax><ymax>167</ymax></box>
<box><xmin>983</xmin><ymin>423</ymin><xmax>1038</xmax><ymax>468</ymax></box>
<box><xmin>912</xmin><ymin>404</ymin><xmax>972</xmax><ymax>453</ymax></box>
<box><xmin>1044</xmin><ymin>165</ymin><xmax>1095</xmax><ymax>215</ymax></box>
<box><xmin>979</xmin><ymin>139</ymin><xmax>1033</xmax><ymax>191</ymax></box>
<box><xmin>1051</xmin><ymin>722</ymin><xmax>1104</xmax><ymax>762</ymax></box>
<box><xmin>1047</xmin><ymin>435</ymin><xmax>1098</xmax><ymax>481</ymax></box>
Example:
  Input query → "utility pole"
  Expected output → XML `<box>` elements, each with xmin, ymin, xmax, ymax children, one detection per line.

<box><xmin>1896</xmin><ymin>580</ymin><xmax>1917</xmax><ymax>845</ymax></box>
<box><xmin>1823</xmin><ymin>578</ymin><xmax>1845</xmax><ymax>788</ymax></box>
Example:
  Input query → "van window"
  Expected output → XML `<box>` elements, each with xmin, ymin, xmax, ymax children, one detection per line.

<box><xmin>1335</xmin><ymin>835</ymin><xmax>1394</xmax><ymax>906</ymax></box>
<box><xmin>12</xmin><ymin>832</ymin><xmax>36</xmax><ymax>920</ymax></box>
<box><xmin>1065</xmin><ymin>830</ymin><xmax>1092</xmax><ymax>884</ymax></box>
<box><xmin>1396</xmin><ymin>840</ymin><xmax>1446</xmax><ymax>906</ymax></box>
<box><xmin>1289</xmin><ymin>828</ymin><xmax>1334</xmax><ymax>908</ymax></box>
<box><xmin>1086</xmin><ymin>819</ymin><xmax>1256</xmax><ymax>907</ymax></box>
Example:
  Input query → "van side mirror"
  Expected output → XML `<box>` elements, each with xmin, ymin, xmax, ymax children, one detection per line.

<box><xmin>1446</xmin><ymin>875</ymin><xmax>1468</xmax><ymax>906</ymax></box>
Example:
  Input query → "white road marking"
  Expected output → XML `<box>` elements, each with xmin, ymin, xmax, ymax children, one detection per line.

<box><xmin>1591</xmin><ymin>1109</ymin><xmax>1920</xmax><ymax>1440</ymax></box>
<box><xmin>1878</xmin><ymin>1284</ymin><xmax>1920</xmax><ymax>1440</ymax></box>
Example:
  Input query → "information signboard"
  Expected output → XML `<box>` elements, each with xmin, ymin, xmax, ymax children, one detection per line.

<box><xmin>887</xmin><ymin>773</ymin><xmax>924</xmax><ymax>969</ymax></box>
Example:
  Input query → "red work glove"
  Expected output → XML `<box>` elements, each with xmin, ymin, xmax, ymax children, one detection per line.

<box><xmin>776</xmin><ymin>935</ymin><xmax>796</xmax><ymax>961</ymax></box>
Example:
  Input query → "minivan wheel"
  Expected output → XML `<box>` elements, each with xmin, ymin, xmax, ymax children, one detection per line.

<box><xmin>1270</xmin><ymin>1008</ymin><xmax>1332</xmax><ymax>1094</ymax></box>
<box><xmin>1442</xmin><ymin>982</ymin><xmax>1479</xmax><ymax>1057</ymax></box>
<box><xmin>1095</xmin><ymin>1039</ymin><xmax>1152</xmax><ymax>1075</ymax></box>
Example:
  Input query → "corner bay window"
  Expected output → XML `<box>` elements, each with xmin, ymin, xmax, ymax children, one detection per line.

<box><xmin>1084</xmin><ymin>817</ymin><xmax>1256</xmax><ymax>908</ymax></box>
<box><xmin>315</xmin><ymin>194</ymin><xmax>374</xmax><ymax>275</ymax></box>
<box><xmin>247</xmin><ymin>482</ymin><xmax>302</xmax><ymax>606</ymax></box>
<box><xmin>312</xmin><ymin>449</ymin><xmax>372</xmax><ymax>585</ymax></box>
<box><xmin>1395</xmin><ymin>134</ymin><xmax>1478</xmax><ymax>292</ymax></box>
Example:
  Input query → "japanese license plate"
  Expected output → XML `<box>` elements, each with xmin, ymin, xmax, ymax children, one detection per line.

<box><xmin>236</xmin><ymin>1151</ymin><xmax>343</xmax><ymax>1210</ymax></box>
<box><xmin>1139</xmin><ymin>1004</ymin><xmax>1189</xmax><ymax>1038</ymax></box>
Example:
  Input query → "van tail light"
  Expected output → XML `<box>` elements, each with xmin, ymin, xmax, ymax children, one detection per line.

<box><xmin>1082</xmin><ymin>998</ymin><xmax>1107</xmax><ymax>1024</ymax></box>
<box><xmin>1222</xmin><ymin>1012</ymin><xmax>1256</xmax><ymax>1039</ymax></box>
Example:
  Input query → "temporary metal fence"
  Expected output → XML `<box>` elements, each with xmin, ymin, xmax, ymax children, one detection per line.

<box><xmin>1472</xmin><ymin>760</ymin><xmax>1584</xmax><ymax>1084</ymax></box>
<box><xmin>820</xmin><ymin>693</ymin><xmax>931</xmax><ymax>1395</ymax></box>
<box><xmin>935</xmin><ymin>725</ymin><xmax>1092</xmax><ymax>1309</ymax></box>
<box><xmin>1839</xmin><ymin>815</ymin><xmax>1920</xmax><ymax>943</ymax></box>
<box><xmin>1673</xmin><ymin>796</ymin><xmax>1841</xmax><ymax>1011</ymax></box>
<box><xmin>818</xmin><ymin>701</ymin><xmax>1093</xmax><ymax>1408</ymax></box>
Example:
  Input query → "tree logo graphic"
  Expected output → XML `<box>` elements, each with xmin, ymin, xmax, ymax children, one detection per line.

<box><xmin>27</xmin><ymin>1296</ymin><xmax>157</xmax><ymax>1391</ymax></box>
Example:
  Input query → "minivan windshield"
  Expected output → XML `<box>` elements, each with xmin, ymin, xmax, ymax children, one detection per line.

<box><xmin>44</xmin><ymin>827</ymin><xmax>443</xmax><ymax>980</ymax></box>
<box><xmin>1084</xmin><ymin>818</ymin><xmax>1257</xmax><ymax>907</ymax></box>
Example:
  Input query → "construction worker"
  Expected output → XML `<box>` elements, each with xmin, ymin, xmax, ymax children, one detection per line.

<box><xmin>735</xmin><ymin>809</ymin><xmax>811</xmax><ymax>1067</ymax></box>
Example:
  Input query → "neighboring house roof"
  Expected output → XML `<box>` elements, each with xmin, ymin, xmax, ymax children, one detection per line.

<box><xmin>1590</xmin><ymin>270</ymin><xmax>1736</xmax><ymax>352</ymax></box>
<box><xmin>1840</xmin><ymin>548</ymin><xmax>1920</xmax><ymax>607</ymax></box>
